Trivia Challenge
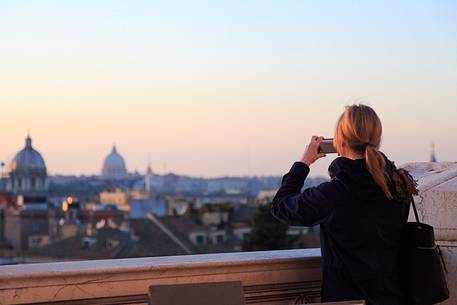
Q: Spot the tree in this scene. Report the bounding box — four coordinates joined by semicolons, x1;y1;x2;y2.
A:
242;204;296;251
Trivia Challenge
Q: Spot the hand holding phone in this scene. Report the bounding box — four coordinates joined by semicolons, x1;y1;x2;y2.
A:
301;136;327;166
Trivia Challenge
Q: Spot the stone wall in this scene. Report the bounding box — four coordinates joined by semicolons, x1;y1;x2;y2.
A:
0;249;322;305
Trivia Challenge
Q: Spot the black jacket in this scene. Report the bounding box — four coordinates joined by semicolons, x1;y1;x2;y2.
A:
271;157;411;305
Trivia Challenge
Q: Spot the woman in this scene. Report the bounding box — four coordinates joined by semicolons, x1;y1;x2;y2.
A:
271;104;414;305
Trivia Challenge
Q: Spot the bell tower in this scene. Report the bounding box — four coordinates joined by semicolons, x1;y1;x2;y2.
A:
430;142;437;163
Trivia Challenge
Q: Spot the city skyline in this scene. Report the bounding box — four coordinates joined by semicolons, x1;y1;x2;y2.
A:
1;1;456;177
0;133;446;178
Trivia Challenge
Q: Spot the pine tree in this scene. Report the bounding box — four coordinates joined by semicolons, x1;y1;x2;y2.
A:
242;204;296;251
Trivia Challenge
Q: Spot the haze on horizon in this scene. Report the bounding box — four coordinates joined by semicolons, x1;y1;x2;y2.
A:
1;1;456;178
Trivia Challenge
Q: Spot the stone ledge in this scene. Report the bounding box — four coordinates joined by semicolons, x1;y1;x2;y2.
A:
0;249;322;305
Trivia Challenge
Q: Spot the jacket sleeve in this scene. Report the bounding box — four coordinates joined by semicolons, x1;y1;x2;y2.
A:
271;161;339;226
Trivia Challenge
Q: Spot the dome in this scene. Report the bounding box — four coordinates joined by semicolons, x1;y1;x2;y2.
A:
10;136;47;176
101;145;128;179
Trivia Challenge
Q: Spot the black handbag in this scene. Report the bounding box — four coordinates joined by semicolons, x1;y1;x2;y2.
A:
403;196;449;305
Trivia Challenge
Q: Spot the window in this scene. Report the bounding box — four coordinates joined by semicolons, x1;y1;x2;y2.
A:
216;234;224;244
196;235;206;245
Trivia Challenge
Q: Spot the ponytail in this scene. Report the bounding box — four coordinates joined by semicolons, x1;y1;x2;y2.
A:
365;145;393;200
334;104;393;200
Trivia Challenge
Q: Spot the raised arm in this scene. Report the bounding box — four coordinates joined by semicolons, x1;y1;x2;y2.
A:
270;136;339;226
271;161;338;226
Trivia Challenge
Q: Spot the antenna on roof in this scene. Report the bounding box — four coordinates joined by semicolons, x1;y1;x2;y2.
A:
146;153;153;175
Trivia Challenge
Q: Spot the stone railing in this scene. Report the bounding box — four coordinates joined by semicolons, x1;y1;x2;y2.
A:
0;249;322;305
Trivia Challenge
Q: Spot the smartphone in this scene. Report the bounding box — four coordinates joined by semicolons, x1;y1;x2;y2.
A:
318;138;337;154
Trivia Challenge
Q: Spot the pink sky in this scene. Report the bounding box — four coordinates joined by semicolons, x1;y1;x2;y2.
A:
1;2;456;177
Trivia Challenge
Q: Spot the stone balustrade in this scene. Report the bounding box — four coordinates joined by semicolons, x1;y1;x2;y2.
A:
0;249;322;305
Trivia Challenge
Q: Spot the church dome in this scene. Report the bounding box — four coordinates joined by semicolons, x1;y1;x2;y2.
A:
101;145;128;179
10;136;47;176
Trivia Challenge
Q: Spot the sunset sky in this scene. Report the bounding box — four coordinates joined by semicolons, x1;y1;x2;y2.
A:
1;1;456;177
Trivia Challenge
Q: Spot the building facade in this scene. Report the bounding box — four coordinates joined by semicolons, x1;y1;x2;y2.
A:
101;146;128;180
6;136;47;197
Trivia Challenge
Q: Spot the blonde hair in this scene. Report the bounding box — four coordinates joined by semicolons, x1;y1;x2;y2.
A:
334;104;393;200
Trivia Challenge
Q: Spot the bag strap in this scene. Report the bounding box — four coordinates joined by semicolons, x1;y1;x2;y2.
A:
411;197;420;223
437;245;449;274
